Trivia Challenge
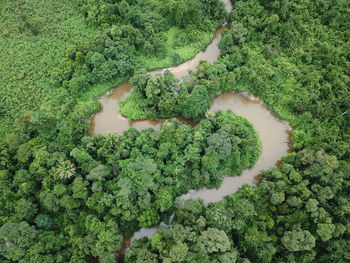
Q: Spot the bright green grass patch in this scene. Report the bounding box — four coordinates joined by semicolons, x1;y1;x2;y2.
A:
73;25;215;121
0;0;219;139
0;0;98;137
119;28;215;120
65;27;217;124
119;91;157;121
135;27;214;70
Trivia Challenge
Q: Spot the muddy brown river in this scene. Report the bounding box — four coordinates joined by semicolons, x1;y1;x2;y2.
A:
88;0;291;243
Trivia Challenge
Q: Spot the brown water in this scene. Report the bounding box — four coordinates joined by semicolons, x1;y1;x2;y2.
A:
88;25;227;136
88;82;196;135
181;92;291;203
88;0;291;243
90;86;290;205
132;93;290;239
89;82;163;135
117;236;131;261
149;26;226;79
89;0;232;136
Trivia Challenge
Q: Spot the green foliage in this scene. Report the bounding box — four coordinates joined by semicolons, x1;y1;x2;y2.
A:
128;149;350;262
138;209;160;228
34;214;52;230
222;0;350;158
168;241;189;262
281;230;316;252
53;0;225;98
52;159;76;180
316;223;335;242
161;0;204;29
0;222;37;261
0;0;225;144
181;84;211;120
0;0;98;138
1;0;350;262
0;111;259;261
121;0;350;161
117;5;350;261
197;228;231;253
206;202;232;232
212;249;239;263
156;189;174;212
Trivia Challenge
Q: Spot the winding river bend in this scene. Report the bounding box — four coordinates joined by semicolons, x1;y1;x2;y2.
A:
88;0;291;245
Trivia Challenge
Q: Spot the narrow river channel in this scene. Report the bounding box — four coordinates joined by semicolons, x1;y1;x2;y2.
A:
88;0;291;255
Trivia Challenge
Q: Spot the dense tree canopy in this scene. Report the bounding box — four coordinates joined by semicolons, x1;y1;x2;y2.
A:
0;111;260;261
121;0;350;160
0;0;226;140
127;149;350;262
120;0;350;262
1;0;349;262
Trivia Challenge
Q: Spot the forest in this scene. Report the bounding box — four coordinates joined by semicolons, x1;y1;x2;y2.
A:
0;0;349;262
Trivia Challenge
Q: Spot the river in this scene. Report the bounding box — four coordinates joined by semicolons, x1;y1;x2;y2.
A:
88;0;291;254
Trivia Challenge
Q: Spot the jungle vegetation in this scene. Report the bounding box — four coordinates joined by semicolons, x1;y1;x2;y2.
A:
0;0;225;138
0;0;98;138
0;111;261;262
0;0;349;262
121;0;350;159
128;149;350;263
122;0;350;262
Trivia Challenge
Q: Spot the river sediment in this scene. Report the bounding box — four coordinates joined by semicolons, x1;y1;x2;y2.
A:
88;0;291;256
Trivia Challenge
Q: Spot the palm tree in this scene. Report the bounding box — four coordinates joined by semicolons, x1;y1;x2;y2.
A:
53;160;76;180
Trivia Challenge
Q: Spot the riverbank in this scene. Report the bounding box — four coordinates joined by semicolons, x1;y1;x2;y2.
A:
88;0;291;257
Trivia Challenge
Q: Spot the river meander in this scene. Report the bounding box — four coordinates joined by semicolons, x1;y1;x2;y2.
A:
88;0;291;247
